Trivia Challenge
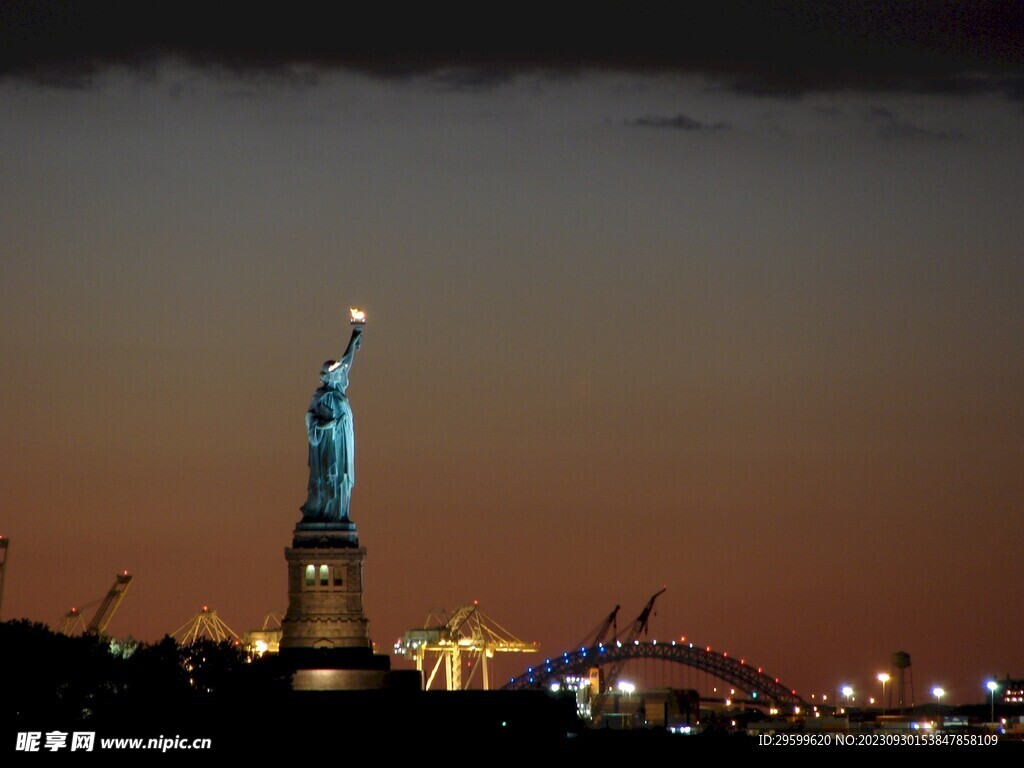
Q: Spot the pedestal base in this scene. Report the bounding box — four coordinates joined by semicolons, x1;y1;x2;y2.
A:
291;668;391;691
279;646;401;691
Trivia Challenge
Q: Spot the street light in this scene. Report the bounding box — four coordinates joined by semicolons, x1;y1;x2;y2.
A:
877;673;890;715
987;681;998;723
842;685;854;712
932;687;945;725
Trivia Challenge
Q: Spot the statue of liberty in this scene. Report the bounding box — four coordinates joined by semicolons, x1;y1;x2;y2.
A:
300;319;363;523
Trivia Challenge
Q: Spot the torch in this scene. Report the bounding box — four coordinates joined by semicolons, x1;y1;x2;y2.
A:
349;307;366;349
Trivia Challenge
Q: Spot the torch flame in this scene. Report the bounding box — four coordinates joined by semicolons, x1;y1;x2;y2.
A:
349;307;366;324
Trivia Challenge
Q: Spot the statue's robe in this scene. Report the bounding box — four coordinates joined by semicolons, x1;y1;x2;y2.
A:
300;382;355;521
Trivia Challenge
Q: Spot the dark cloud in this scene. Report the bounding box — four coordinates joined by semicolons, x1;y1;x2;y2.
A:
430;68;515;92
2;0;1022;99
866;106;966;141
629;113;730;131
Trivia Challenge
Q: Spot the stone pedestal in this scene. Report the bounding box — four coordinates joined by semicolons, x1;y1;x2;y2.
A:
281;545;370;650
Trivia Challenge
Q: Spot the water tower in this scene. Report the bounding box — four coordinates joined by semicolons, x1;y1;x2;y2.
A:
890;651;914;713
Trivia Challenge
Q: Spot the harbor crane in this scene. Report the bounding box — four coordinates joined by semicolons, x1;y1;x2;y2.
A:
590;587;666;719
243;611;283;656
395;602;539;691
58;607;87;636
58;571;134;637
576;603;620;650
88;571;134;635
172;606;240;645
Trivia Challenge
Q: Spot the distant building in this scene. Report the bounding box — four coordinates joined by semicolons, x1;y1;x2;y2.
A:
998;678;1024;705
588;686;699;730
642;688;700;729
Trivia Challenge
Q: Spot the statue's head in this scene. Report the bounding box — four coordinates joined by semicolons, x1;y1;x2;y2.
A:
321;360;348;388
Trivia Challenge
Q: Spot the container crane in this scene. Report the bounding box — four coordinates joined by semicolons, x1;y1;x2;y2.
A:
395;602;539;690
576;604;620;650
243;611;283;656
590;587;666;721
172;606;240;645
59;571;134;637
86;571;134;636
58;607;87;636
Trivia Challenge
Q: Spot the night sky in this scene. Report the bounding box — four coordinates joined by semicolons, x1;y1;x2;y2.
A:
2;2;1022;704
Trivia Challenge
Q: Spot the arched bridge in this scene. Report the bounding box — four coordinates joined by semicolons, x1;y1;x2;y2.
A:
501;640;808;710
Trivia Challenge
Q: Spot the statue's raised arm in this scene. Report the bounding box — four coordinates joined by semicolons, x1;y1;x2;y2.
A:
339;325;362;370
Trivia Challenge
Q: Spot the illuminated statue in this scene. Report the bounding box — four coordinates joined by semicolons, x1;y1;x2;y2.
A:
300;321;363;523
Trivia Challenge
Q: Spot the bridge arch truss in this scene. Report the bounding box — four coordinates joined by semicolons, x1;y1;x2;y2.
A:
502;640;808;710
